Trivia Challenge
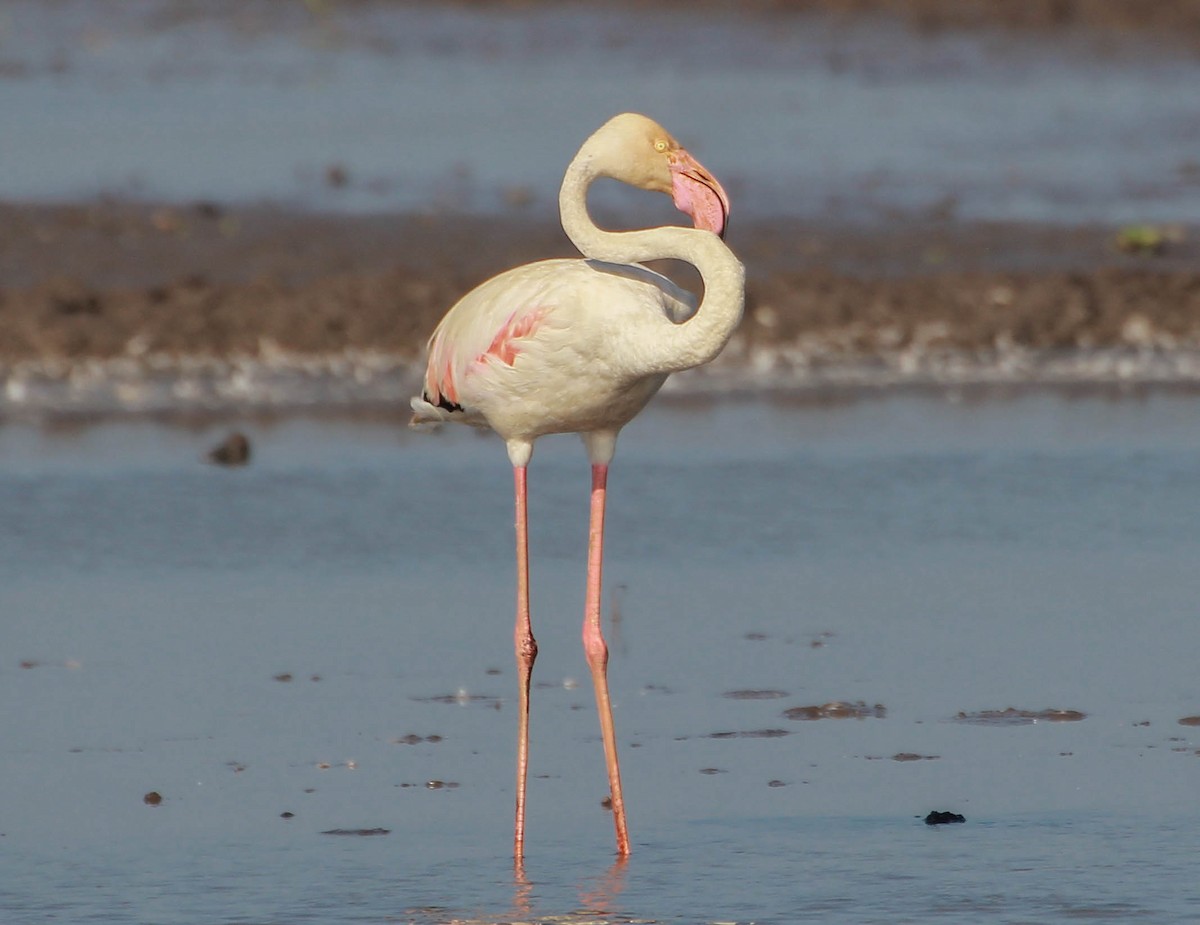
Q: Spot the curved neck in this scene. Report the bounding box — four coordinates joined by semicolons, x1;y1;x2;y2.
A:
558;155;745;374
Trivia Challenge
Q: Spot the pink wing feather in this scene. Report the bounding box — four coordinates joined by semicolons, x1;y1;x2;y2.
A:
418;273;555;415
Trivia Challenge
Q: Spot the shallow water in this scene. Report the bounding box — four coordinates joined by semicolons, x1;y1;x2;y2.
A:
4;1;1200;223
3;391;1200;923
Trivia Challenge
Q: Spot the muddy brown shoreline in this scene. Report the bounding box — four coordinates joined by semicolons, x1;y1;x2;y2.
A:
256;0;1200;47
2;200;1197;384
647;0;1200;41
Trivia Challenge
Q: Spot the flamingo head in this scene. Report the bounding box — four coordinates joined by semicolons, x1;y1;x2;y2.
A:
585;112;731;239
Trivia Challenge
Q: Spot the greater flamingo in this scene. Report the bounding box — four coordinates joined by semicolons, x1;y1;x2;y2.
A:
410;113;744;858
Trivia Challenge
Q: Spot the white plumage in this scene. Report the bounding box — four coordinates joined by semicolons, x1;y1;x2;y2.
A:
410;257;697;440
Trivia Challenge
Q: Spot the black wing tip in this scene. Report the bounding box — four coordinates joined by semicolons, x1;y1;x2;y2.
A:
425;391;465;414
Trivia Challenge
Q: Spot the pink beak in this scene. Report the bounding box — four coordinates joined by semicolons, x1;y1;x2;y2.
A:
669;149;731;239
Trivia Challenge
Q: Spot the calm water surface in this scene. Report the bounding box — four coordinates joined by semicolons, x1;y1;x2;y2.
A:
3;392;1200;923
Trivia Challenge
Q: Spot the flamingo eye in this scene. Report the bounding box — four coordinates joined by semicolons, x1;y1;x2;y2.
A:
654;139;669;153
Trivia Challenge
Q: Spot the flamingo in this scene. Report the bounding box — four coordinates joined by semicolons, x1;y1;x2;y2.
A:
410;112;745;859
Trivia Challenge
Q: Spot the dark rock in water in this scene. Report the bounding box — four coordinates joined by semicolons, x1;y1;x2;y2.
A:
925;810;966;825
143;791;163;806
208;432;251;466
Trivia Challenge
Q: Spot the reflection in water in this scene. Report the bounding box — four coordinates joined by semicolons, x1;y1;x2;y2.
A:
511;859;533;920
509;856;628;924
578;857;630;917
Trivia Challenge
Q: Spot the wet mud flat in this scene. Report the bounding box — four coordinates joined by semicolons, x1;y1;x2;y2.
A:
2;200;1199;414
18;0;1200;48
619;0;1200;40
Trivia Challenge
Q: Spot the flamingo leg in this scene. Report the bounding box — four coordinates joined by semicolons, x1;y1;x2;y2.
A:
582;463;631;857
513;464;537;861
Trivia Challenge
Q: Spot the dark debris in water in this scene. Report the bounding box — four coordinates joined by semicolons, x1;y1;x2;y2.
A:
708;728;791;739
723;689;789;700
925;811;966;825
393;733;443;745
868;752;940;761
142;791;163;806
1178;715;1200;726
784;701;887;721
207;431;251;466
321;827;390;836
953;707;1086;726
413;692;502;708
740;631;833;648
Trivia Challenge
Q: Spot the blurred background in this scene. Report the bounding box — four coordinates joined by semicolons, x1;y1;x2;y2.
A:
1;0;1199;411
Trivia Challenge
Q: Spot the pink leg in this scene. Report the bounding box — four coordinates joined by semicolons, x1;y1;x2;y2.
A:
513;465;537;861
583;463;631;857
